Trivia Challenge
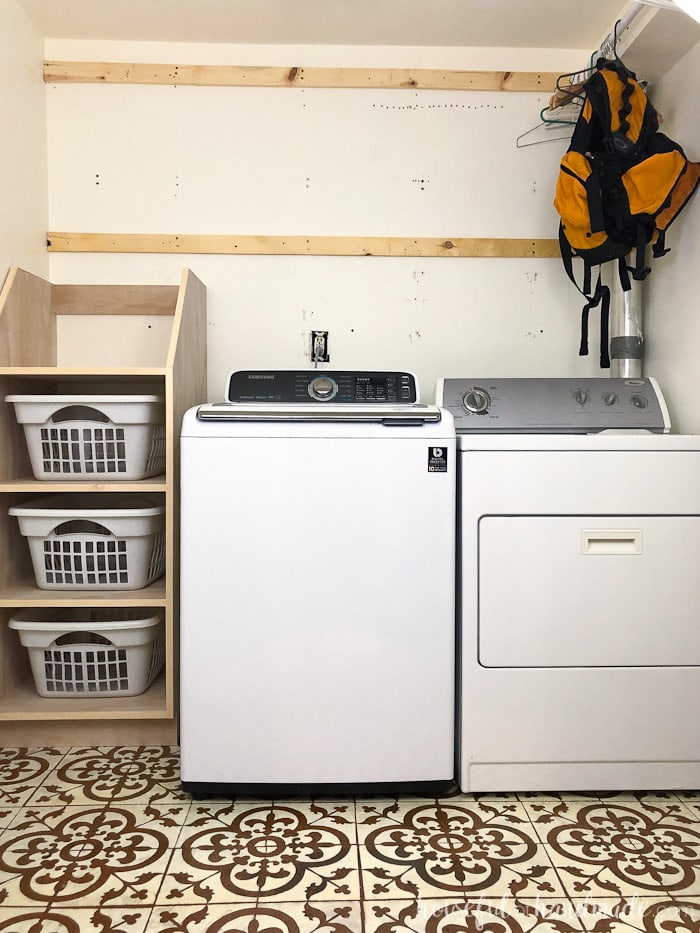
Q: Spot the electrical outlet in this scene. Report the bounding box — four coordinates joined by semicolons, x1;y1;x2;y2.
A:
310;330;330;363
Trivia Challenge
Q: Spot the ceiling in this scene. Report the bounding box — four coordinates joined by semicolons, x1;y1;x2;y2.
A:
18;0;630;49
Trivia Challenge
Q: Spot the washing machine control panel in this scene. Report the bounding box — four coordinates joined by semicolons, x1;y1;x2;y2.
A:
227;370;418;404
437;377;670;433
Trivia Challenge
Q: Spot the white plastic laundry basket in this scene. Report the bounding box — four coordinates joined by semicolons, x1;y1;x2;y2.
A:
9;494;165;590
9;608;165;697
5;394;165;480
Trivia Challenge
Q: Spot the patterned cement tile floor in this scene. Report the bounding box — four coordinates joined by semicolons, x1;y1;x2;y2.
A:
0;747;699;933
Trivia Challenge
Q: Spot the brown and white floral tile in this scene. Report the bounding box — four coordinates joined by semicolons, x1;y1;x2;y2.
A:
0;905;154;933
591;791;689;804
160;800;361;906
359;843;564;900
516;790;600;806
0;807;16;835
574;896;700;933
522;795;699;842
145;900;364;933
355;796;532;845
27;745;188;807
0;803;186;908
362;896;588;933
0;746;67;807
357;798;564;899
524;799;700;897
516;790;688;809
676;792;700;823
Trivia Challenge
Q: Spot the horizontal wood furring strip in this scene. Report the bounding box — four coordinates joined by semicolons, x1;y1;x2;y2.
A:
46;232;560;258
44;62;559;92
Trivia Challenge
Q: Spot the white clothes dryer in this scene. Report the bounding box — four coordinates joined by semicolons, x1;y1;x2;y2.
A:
437;376;700;792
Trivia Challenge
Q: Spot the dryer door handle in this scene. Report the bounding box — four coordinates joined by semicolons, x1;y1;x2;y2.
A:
581;529;642;555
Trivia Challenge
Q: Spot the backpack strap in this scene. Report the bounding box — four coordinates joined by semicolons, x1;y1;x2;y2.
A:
559;222;592;297
559;224;611;368
652;230;670;259
631;226;652;280
618;254;631;291
579;273;611;369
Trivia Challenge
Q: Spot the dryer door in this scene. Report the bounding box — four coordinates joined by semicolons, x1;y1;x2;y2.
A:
478;515;700;667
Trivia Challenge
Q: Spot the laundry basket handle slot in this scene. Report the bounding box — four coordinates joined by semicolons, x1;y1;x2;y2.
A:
53;520;112;536
50;405;111;423
53;632;114;647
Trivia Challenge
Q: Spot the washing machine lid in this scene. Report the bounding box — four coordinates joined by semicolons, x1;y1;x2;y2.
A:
436;376;670;434
197;402;442;424
197;369;442;423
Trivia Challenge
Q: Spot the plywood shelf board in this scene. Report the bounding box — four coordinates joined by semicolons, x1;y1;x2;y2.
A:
0;672;169;720
52;283;180;316
165;271;207;717
0;269;55;367
0;580;168;608
44;61;560;92
0;479;167;493
0;579;166;607
0;366;170;376
0;717;178;745
47;233;560;258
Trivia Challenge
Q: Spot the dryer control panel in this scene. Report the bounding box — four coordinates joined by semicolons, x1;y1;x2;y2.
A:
437;376;670;433
227;370;418;404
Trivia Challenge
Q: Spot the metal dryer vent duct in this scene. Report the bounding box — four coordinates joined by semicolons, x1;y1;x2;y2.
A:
610;276;644;378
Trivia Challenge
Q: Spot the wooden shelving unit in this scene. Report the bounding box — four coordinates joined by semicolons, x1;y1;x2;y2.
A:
0;267;206;746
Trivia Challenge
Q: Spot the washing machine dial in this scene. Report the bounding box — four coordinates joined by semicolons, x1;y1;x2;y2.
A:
308;375;338;401
462;387;491;414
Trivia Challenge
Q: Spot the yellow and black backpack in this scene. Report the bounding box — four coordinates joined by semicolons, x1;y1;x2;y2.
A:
554;57;700;367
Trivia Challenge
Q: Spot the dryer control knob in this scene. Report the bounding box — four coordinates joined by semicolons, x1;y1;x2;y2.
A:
462;387;491;414
309;375;338;400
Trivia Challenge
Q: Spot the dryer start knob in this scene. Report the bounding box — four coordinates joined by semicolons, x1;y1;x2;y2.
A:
462;387;491;414
309;375;338;400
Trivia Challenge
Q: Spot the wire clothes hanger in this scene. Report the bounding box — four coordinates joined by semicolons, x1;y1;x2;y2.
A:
515;50;599;148
515;89;584;148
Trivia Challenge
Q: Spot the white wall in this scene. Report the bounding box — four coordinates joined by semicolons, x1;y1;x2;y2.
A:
45;40;600;401
0;0;48;278
644;40;700;434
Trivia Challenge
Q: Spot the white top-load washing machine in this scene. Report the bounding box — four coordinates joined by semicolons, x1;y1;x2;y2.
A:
180;370;456;796
437;376;700;792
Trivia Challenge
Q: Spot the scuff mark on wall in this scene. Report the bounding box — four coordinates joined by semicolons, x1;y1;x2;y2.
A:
524;269;544;338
